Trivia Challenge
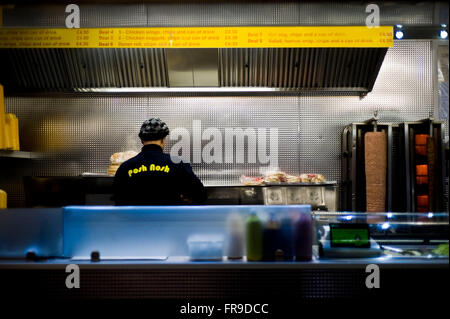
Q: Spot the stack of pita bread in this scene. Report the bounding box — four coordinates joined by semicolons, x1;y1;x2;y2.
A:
107;151;138;176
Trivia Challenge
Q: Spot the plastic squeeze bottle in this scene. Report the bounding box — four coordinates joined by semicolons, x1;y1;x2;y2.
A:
246;213;263;261
226;213;245;260
279;215;294;261
293;211;313;261
0;84;6;150
263;213;280;261
0;189;7;209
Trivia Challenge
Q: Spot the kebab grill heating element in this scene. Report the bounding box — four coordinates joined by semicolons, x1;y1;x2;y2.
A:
342;117;446;213
399;119;446;213
341;118;393;212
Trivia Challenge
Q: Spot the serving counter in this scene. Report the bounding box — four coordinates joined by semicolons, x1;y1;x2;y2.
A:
24;176;339;209
1;257;447;302
0;205;447;306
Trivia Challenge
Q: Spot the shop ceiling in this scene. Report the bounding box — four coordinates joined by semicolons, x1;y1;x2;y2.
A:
0;47;388;95
0;1;447;95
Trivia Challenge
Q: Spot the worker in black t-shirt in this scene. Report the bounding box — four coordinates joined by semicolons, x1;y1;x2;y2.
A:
113;118;206;205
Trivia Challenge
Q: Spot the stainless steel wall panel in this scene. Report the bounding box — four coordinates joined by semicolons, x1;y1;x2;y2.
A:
5;96;147;177
80;4;147;28
166;49;219;87
146;96;300;186
166;49;195;87
294;2;435;26
5;95;300;188
2;2;437;29
147;2;300;27
146;2;435;27
2;5;66;28
2;41;443;209
2;4;147;28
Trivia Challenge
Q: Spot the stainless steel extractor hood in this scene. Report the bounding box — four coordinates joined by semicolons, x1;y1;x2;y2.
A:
166;48;219;87
0;47;388;94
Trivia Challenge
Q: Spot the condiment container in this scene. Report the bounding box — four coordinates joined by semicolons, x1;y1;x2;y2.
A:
0;84;6;150
0;189;6;209
226;213;245;260
293;209;313;261
279;215;294;260
262;213;280;261
187;235;224;261
246;213;263;261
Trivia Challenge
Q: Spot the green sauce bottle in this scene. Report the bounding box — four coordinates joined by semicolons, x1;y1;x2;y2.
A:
246;213;263;261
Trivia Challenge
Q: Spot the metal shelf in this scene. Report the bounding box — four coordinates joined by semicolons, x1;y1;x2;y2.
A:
0;150;39;159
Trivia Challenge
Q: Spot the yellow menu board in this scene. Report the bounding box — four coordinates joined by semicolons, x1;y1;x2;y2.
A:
0;26;393;49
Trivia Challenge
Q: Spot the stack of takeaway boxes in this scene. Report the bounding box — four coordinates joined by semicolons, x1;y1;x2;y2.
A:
0;84;21;208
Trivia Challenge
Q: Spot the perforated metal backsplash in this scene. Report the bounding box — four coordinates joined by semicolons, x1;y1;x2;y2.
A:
146;2;437;27
298;40;437;182
2;4;147;28
2;2;437;28
2;41;443;207
5;95;300;183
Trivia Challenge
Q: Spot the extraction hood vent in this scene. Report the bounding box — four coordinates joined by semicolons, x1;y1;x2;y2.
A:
0;47;388;94
166;48;219;87
220;48;387;91
1;48;168;90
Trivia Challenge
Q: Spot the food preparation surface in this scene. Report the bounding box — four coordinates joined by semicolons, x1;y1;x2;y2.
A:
0;256;447;269
2;257;447;302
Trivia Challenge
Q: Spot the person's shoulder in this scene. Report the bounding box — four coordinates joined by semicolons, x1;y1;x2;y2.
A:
121;157;135;167
118;153;141;169
165;153;191;166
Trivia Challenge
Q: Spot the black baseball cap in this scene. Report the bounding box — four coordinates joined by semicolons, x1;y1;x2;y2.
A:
138;118;170;141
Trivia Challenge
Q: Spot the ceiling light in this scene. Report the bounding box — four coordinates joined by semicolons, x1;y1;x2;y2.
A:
395;31;404;39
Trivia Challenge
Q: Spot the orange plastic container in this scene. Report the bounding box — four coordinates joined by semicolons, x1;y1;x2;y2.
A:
415;134;429;156
415;134;429;145
417;195;428;207
416;176;428;185
415;145;427;156
415;164;428;176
